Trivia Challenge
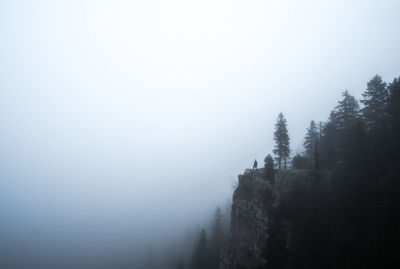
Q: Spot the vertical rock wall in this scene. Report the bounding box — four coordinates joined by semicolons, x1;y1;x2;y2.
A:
221;169;309;269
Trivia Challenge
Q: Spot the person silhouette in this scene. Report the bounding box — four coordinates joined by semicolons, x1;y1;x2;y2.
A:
253;159;258;170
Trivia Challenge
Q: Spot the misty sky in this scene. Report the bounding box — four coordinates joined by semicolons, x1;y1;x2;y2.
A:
1;0;400;267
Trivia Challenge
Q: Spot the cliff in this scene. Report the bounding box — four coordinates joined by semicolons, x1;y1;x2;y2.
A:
220;168;310;269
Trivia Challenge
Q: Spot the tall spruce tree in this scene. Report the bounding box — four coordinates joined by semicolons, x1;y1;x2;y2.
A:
333;91;360;132
304;120;319;161
209;207;224;269
332;91;360;160
361;75;389;130
388;77;400;159
191;229;209;269
360;75;390;175
273;113;290;169
320;113;338;169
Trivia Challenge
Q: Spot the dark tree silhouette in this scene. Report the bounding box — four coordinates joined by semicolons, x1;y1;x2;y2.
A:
304;120;319;162
209;207;225;269
264;154;275;183
191;229;209;269
361;75;389;130
388;77;400;159
320;117;338;169
333;90;360;132
260;74;400;269
273;113;290;169
291;154;308;169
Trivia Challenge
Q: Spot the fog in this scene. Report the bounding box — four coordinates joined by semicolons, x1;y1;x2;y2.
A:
1;0;399;268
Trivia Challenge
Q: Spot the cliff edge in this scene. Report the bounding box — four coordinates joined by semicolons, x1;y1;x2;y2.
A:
220;168;310;269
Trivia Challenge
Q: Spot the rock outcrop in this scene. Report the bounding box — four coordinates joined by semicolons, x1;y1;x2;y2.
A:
220;168;309;269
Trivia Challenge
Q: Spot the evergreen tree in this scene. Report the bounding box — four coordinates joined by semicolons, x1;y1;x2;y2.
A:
384;76;400;269
191;229;209;269
332;91;360;161
388;77;400;160
264;154;275;183
273;113;290;169
209;207;225;269
264;75;400;269
361;75;389;130
333;91;360;132
303;120;319;163
320;115;338;169
292;154;308;169
360;75;390;177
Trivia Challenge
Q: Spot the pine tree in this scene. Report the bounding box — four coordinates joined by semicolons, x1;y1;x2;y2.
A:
291;154;308;169
273;113;290;169
360;75;390;176
388;77;400;159
333;91;360;132
264;154;275;183
320;114;339;169
332;91;360;161
191;229;209;269
361;75;389;130
303;120;319;161
209;207;224;269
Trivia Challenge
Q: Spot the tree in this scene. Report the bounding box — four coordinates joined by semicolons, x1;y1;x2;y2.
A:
388;77;400;159
320;115;338;169
264;154;275;183
333;91;360;133
332;91;360;161
191;229;209;269
291;154;308;169
361;75;388;130
273;113;290;169
359;75;390;177
209;207;225;269
303;120;319;161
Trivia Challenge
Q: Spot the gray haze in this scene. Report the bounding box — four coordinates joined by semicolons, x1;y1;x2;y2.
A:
1;0;400;267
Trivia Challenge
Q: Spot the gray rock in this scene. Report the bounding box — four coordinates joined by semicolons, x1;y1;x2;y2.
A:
220;169;309;269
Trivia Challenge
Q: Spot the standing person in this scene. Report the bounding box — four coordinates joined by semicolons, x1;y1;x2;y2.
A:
253;159;258;170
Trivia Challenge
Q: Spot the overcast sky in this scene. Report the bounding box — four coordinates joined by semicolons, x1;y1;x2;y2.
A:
1;0;400;267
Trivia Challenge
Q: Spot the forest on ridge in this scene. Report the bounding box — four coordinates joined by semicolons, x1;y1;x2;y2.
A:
182;74;400;269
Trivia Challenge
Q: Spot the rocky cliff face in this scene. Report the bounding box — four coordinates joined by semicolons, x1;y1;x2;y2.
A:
220;168;309;269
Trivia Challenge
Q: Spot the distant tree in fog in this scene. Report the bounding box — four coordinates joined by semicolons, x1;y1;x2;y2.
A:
388;77;400;155
191;229;209;269
333;90;360;133
264;154;275;183
361;75;388;130
209;207;225;269
273;113;290;169
291;154;308;169
304;120;319;162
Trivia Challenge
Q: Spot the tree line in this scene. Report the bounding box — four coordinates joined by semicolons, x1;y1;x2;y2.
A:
172;73;400;269
261;74;400;269
172;207;229;269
